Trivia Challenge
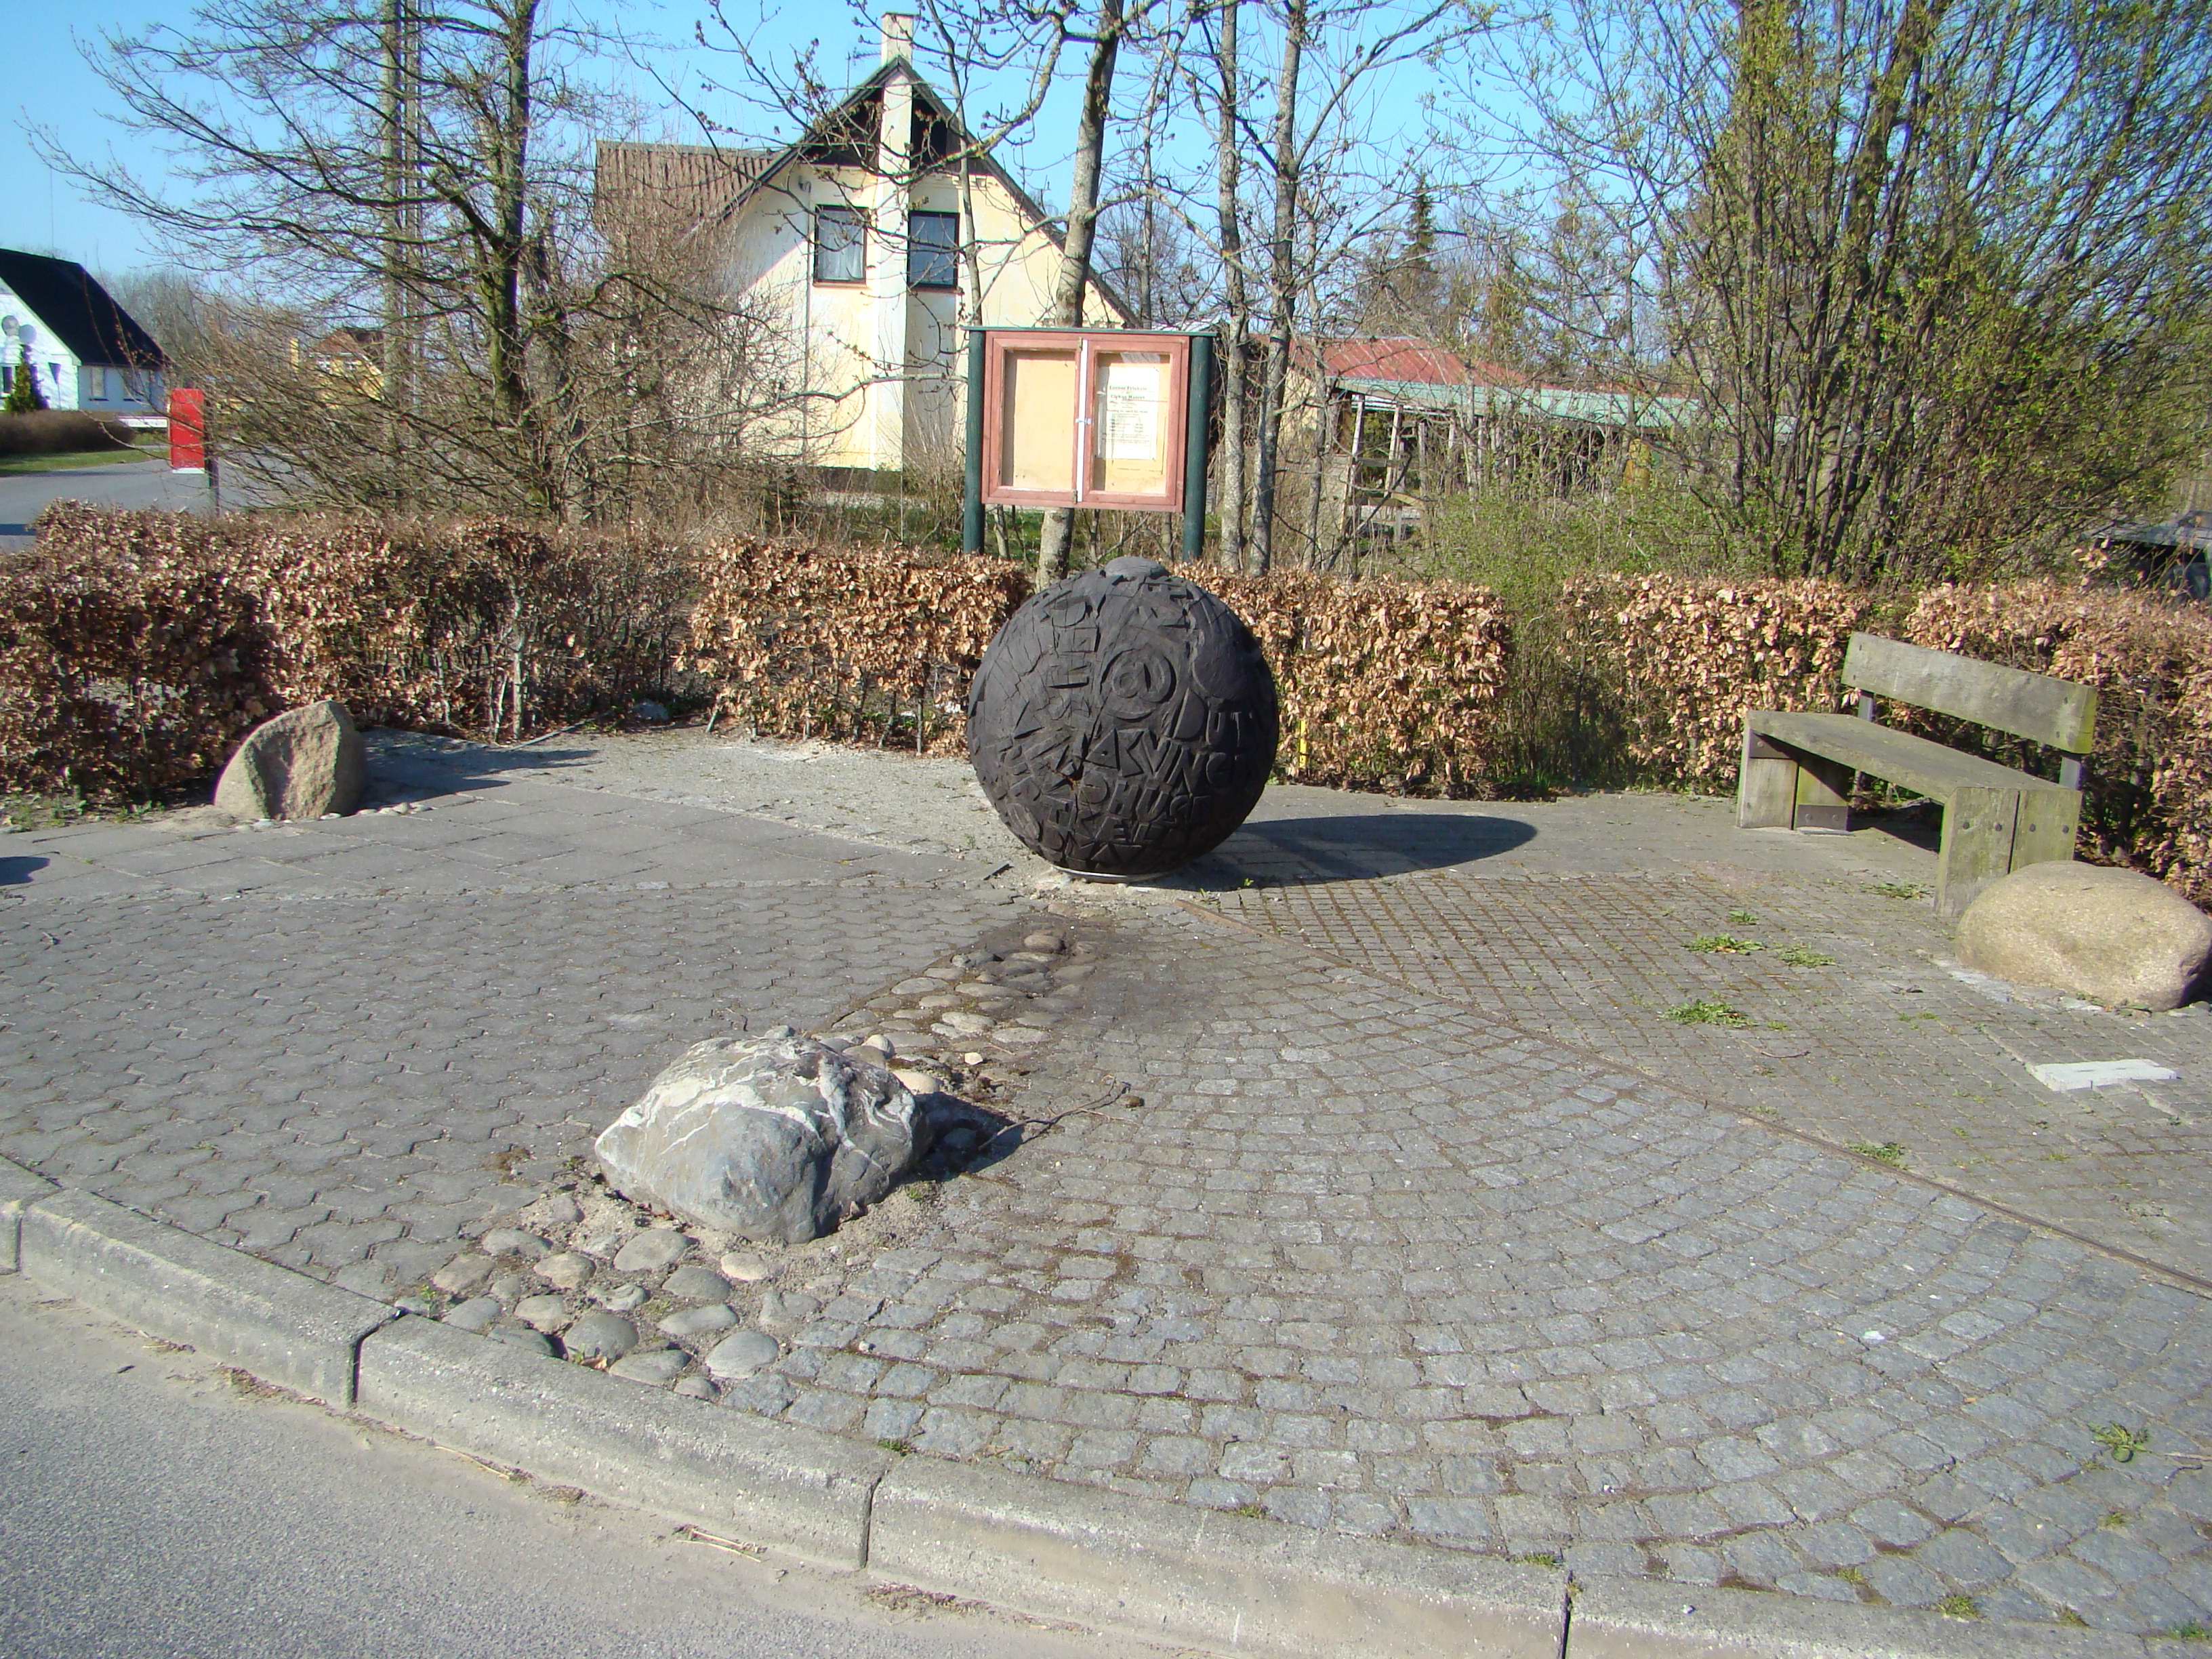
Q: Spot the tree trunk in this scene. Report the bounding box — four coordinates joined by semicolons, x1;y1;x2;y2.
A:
1036;0;1126;582
1212;0;1249;572
1249;0;1304;575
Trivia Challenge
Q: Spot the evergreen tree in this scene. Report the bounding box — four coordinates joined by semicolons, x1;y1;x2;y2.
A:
5;345;47;413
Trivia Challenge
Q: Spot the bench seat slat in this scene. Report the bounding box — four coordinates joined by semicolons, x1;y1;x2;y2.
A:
1746;711;2073;801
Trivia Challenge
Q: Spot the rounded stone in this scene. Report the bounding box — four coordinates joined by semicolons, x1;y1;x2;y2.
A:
719;1251;772;1284
967;558;1279;878
673;1374;720;1401
488;1326;556;1356
590;1281;648;1313
702;1329;781;1381
613;1229;691;1273
431;1254;494;1296
1960;861;2212;1010
663;1265;733;1302
534;1252;595;1291
515;1294;569;1332
609;1347;690;1386
441;1296;501;1333
562;1312;640;1362
658;1303;739;1340
479;1228;551;1261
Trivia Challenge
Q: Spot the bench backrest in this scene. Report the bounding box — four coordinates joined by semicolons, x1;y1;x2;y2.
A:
1843;632;2097;756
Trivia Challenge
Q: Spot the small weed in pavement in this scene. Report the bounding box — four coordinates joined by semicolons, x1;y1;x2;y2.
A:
2101;1510;2129;1529
2091;1422;2152;1463
1778;945;1837;967
1869;880;1929;900
1837;1567;1866;1585
1687;934;1763;954
1849;1141;1907;1166
1668;999;1750;1027
1726;908;1760;926
1515;1552;1562;1568
2169;1621;2210;1640
1936;1595;1980;1620
876;1438;913;1456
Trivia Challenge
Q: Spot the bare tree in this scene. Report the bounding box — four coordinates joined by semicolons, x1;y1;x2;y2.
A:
1494;0;2212;578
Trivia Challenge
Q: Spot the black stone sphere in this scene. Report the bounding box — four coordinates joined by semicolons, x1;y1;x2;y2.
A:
967;556;1279;879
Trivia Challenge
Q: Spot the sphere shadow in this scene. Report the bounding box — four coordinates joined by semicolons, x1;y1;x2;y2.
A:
1170;811;1538;888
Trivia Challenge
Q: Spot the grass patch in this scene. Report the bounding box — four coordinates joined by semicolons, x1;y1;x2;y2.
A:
876;1437;913;1456
1725;908;1760;926
1837;1565;1866;1585
1687;934;1764;954
1849;1141;1908;1166
1936;1594;1981;1620
2100;1510;2129;1530
0;442;163;475
2091;1422;2151;1463
2169;1621;2210;1640
1667;999;1751;1027
1868;880;1930;900
1778;945;1837;968
1515;1551;1563;1568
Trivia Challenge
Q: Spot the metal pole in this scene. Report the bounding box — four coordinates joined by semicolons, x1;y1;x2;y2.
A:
962;327;986;554
1181;331;1212;562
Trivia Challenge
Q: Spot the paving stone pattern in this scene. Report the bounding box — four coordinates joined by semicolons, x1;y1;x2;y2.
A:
757;910;2212;1635
4;737;2209;1638
0;752;1013;1302
1216;869;2212;1283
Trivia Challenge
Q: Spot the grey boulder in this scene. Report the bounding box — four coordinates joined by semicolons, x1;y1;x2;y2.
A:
215;699;366;821
1959;861;2212;1010
595;1032;927;1244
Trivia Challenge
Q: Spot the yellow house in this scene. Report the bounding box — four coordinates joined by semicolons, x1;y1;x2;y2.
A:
596;12;1130;480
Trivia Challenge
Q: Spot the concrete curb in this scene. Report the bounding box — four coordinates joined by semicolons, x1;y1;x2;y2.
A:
869;1453;1567;1658
1565;1572;2158;1658
354;1316;889;1571
0;1153;56;1274
17;1187;395;1407
4;1170;2192;1657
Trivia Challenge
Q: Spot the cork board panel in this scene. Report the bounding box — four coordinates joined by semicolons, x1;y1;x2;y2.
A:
999;349;1079;494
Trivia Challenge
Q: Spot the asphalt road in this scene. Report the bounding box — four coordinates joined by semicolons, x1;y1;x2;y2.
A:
0;1279;1166;1659
0;457;224;546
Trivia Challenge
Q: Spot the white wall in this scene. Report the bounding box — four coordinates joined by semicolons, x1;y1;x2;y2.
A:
717;85;1128;476
0;283;165;415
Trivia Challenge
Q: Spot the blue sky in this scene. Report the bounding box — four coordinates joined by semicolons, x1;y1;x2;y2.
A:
4;1;1462;283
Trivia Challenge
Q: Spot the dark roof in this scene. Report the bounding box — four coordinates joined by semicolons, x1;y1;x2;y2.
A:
594;141;778;237
0;249;165;368
599;60;1133;325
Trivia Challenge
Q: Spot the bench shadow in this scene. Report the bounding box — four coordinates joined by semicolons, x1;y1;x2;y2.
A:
0;855;48;884
1174;811;1538;889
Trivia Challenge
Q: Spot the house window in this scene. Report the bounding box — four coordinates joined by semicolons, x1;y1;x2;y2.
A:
909;211;959;291
813;205;866;285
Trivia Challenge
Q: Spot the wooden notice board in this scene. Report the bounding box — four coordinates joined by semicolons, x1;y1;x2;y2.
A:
981;330;1191;512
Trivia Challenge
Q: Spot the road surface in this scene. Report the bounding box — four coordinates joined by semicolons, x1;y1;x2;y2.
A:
0;1279;1168;1659
0;457;225;548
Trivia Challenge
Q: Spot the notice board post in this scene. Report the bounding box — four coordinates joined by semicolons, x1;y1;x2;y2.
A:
961;329;1210;556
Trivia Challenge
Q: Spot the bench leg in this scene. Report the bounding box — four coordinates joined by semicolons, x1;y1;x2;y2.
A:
1936;787;2020;921
1738;727;1797;829
2011;790;2082;870
1792;755;1853;833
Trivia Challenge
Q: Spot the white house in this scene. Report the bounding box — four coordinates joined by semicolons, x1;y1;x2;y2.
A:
0;249;167;417
596;12;1129;480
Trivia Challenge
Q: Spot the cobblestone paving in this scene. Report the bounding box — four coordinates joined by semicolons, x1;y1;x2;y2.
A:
0;747;1017;1300
5;738;2209;1638
762;909;2212;1635
1204;866;2212;1283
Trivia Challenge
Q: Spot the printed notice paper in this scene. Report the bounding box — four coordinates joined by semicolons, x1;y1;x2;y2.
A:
1101;359;1164;462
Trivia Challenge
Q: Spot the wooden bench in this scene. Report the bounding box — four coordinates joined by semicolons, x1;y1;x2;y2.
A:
1738;633;2097;919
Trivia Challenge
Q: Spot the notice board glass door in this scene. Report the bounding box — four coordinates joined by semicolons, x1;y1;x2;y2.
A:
982;331;1189;513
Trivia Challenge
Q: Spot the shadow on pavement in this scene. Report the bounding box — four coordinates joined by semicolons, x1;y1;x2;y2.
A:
0;855;49;884
1179;811;1537;888
363;737;598;804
